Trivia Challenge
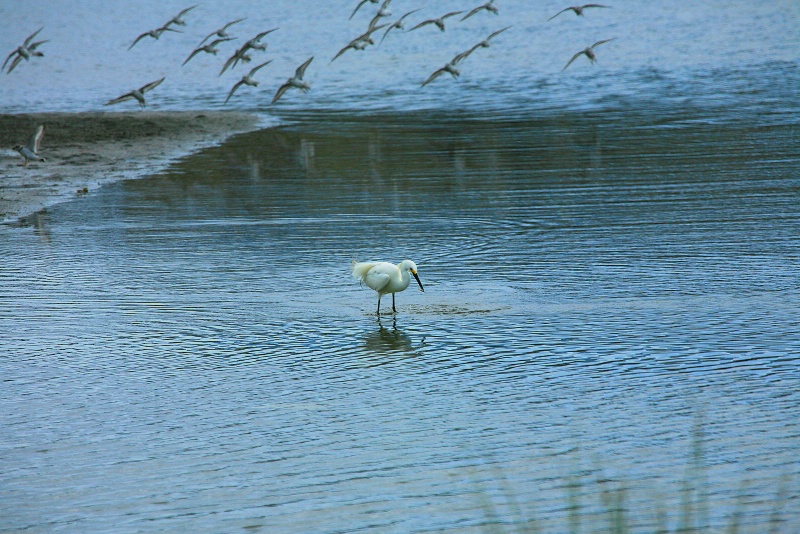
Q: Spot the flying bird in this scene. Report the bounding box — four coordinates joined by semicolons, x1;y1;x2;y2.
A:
219;45;253;75
225;60;272;104
129;24;182;50
421;52;467;87
562;38;615;70
379;9;420;45
548;4;610;21
164;5;198;27
331;23;388;63
352;260;424;315
409;11;464;32
12;124;46;167
3;27;47;74
183;37;235;66
272;56;313;104
104;77;166;107
461;0;499;21
350;0;380;20
453;26;510;62
198;18;246;47
241;28;279;52
367;0;393;27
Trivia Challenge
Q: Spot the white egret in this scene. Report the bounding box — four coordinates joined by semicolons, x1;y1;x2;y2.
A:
352;260;424;315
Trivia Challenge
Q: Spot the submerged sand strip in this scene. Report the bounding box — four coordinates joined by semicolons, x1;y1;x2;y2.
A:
0;111;261;223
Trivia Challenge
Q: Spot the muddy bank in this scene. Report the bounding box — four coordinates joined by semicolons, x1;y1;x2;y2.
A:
0;111;260;222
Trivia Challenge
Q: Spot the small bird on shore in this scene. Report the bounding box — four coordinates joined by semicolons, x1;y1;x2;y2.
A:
198;18;245;46
548;4;610;21
183;37;236;66
225;60;272;104
3;27;47;74
379;8;420;45
353;259;424;315
562;38;615;70
129;24;182;50
13;124;46;167
272;56;314;104
409;11;464;32
104;77;166;107
461;0;499;21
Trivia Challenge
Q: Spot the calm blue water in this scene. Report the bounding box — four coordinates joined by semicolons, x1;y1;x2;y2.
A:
2;1;800;532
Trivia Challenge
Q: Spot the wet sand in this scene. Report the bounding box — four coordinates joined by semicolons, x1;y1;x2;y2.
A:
0;111;260;223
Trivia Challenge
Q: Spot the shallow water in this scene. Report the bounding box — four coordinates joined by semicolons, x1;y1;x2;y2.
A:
3;0;800;532
3;107;800;531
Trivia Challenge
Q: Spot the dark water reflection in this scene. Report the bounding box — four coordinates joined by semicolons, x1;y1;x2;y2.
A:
2;107;800;531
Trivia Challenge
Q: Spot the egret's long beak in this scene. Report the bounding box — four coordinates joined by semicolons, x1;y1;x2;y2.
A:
411;269;424;292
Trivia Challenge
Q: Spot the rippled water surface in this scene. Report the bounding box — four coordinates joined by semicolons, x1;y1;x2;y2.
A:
3;0;800;532
3;108;800;532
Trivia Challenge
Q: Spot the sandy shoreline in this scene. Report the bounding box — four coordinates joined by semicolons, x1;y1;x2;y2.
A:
0;111;261;223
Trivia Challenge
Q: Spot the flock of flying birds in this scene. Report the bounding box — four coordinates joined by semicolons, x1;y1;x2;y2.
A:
6;2;615;167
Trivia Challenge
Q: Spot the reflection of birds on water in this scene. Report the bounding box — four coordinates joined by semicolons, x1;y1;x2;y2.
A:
13;124;46;167
104;77;166;107
352;259;424;315
562;38;615;70
548;4;610;21
363;317;421;354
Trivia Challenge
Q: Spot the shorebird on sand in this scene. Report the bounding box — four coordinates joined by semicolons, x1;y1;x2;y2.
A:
13;124;46;167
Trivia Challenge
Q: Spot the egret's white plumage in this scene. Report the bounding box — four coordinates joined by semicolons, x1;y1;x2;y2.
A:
353;259;424;315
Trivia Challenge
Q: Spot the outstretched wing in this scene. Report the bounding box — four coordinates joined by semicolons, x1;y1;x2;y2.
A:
248;59;272;77
225;80;244;104
139;77;165;94
562;50;586;71
547;7;571;21
104;92;135;106
295;56;314;78
271;82;291;104
27;124;45;153
421;67;446;87
461;5;484;21
591;38;615;49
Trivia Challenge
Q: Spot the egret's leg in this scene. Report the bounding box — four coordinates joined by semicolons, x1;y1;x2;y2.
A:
377;294;382;316
392;293;397;313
